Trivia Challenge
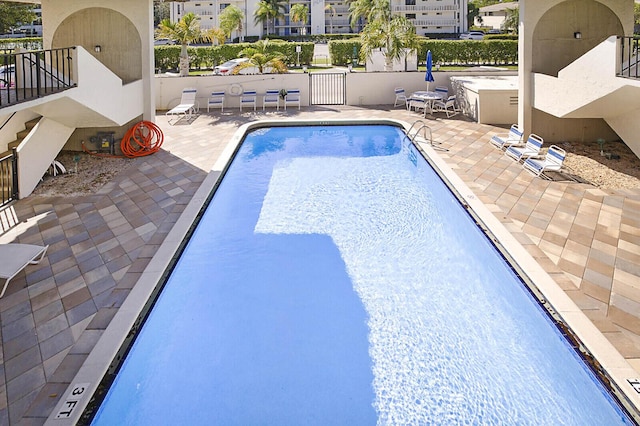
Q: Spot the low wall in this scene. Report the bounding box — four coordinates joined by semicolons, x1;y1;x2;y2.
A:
155;69;518;112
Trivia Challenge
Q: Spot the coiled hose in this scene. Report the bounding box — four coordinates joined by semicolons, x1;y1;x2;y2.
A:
82;121;163;158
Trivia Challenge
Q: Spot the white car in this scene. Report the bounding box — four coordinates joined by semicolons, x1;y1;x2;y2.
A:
213;58;250;75
459;31;485;40
154;38;174;46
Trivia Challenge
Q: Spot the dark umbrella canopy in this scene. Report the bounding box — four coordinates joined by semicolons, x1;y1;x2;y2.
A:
425;50;434;90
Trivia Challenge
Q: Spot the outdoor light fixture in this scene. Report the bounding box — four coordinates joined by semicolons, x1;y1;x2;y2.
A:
94;45;102;53
574;32;582;39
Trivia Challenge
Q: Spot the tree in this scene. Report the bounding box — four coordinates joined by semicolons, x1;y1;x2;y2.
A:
289;4;309;36
502;7;519;34
359;0;419;72
219;5;244;42
348;0;376;31
205;27;227;46
635;3;640;33
236;39;288;74
0;2;37;34
253;0;287;36
325;4;336;34
156;12;208;76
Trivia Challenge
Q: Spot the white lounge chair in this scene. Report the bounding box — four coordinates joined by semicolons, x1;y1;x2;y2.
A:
207;90;225;113
394;87;409;109
166;87;199;124
262;89;280;110
0;243;49;297
284;89;301;110
432;95;459;118
523;145;567;177
490;124;523;150
505;133;544;162
240;89;257;111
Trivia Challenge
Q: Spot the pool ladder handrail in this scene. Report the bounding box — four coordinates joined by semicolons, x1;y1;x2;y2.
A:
406;120;448;152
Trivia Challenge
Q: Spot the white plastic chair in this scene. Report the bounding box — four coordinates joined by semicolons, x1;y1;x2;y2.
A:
490;124;523;150
523;145;567;177
239;89;257;111
434;86;449;99
394;87;409;109
166;87;199;124
262;89;280;110
207;91;225;113
284;89;301;110
432;95;459;118
505;133;544;162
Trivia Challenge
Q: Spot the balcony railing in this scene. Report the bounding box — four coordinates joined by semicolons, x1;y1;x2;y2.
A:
0;47;76;108
0;148;17;207
618;36;639;80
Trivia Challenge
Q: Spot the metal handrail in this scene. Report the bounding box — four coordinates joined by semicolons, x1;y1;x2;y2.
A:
0;47;76;108
618;36;639;80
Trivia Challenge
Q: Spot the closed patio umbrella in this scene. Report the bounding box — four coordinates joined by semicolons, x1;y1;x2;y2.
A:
425;50;434;91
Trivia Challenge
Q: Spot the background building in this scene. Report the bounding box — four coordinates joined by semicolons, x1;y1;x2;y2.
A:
169;0;468;39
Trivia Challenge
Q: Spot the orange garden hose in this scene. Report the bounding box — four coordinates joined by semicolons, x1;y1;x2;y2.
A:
81;121;163;158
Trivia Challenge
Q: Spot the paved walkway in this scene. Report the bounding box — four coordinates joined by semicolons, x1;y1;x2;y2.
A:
1;105;639;424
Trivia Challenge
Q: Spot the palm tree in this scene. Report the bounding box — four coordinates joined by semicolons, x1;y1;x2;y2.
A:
325;4;336;34
236;39;288;74
253;0;286;36
219;5;244;42
205;27;227;46
156;12;207;76
359;5;419;72
502;7;519;34
289;4;309;36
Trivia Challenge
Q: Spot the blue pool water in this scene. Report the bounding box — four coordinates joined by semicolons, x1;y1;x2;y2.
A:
91;125;633;424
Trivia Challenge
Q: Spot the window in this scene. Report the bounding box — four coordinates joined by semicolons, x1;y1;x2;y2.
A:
407;14;416;19
405;0;415;5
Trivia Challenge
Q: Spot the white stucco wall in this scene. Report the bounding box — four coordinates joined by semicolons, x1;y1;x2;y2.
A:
40;0;155;121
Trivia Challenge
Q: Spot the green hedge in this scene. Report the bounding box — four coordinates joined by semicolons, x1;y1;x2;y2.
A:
328;39;518;67
154;41;315;71
0;37;43;51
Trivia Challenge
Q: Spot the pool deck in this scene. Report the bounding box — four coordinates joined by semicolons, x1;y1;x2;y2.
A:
1;105;640;424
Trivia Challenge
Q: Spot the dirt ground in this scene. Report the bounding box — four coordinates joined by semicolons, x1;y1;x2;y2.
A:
32;139;640;196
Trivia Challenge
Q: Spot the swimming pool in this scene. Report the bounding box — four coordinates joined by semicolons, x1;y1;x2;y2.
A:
79;123;635;424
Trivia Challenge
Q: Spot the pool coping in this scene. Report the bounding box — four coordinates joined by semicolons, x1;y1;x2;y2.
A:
45;118;640;424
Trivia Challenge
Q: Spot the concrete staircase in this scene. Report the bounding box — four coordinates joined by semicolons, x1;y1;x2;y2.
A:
1;117;41;158
532;36;640;158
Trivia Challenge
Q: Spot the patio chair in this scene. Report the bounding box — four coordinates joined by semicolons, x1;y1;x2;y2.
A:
262;89;280;110
284;89;301;110
434;86;449;99
0;243;49;298
394;87;409;109
490;124;523;150
432;95;459;118
166;87;199;124
505;133;544;162
240;89;257;111
523;145;567;177
207;90;225;113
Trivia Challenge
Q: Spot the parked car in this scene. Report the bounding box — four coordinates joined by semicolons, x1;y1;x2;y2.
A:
213;58;250;75
154;38;174;46
459;31;485;40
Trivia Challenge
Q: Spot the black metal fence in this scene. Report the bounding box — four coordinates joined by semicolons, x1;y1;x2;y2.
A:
309;72;346;105
0;148;17;207
0;47;76;108
618;36;639;80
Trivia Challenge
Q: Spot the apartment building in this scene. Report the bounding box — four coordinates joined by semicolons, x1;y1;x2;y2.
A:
169;0;467;39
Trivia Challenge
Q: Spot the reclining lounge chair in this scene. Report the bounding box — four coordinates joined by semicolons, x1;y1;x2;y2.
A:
490;124;523;150
505;133;544;163
166;88;199;124
0;243;49;297
523;145;567;178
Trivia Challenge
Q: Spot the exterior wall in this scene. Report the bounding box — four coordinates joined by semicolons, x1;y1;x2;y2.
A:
154;69;517;110
170;0;467;37
518;0;633;143
41;0;155;121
